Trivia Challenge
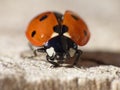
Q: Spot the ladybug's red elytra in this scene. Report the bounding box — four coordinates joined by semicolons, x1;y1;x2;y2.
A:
26;11;90;67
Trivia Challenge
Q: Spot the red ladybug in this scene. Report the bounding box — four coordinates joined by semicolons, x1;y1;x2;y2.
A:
26;11;90;67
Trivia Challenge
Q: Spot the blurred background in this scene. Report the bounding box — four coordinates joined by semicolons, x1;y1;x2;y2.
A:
0;0;120;52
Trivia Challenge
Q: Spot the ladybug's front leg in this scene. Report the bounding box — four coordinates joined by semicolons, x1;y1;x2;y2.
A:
73;49;83;65
28;43;45;57
46;47;60;67
46;55;59;67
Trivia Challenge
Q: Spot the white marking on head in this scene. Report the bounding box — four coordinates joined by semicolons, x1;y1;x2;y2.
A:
63;32;71;38
69;48;76;57
51;32;59;38
46;47;56;57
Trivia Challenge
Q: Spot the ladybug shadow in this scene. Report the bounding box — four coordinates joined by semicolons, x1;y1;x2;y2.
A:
71;51;120;68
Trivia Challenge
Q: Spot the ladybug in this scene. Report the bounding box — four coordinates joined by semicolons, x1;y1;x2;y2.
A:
26;11;90;67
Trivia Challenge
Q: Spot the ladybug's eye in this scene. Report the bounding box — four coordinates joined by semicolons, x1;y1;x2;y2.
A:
39;15;48;21
71;15;79;20
31;30;36;37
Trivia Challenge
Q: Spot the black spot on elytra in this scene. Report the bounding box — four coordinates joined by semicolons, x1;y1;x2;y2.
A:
53;25;61;34
71;15;79;20
62;25;68;33
31;30;36;37
39;15;48;21
84;30;87;36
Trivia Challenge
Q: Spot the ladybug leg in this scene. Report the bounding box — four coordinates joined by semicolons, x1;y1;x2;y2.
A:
46;55;59;67
64;51;71;61
28;43;45;57
33;48;46;56
36;48;46;53
73;49;83;65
